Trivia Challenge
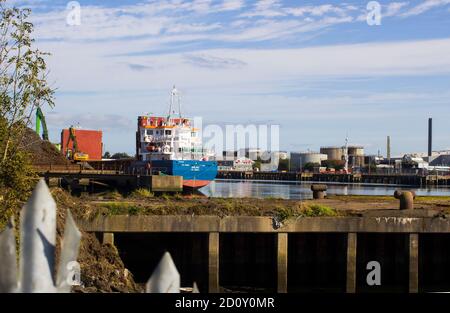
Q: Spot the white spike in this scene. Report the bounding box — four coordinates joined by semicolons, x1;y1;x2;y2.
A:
20;179;57;293
192;282;200;293
56;210;82;293
0;218;18;292
146;252;180;293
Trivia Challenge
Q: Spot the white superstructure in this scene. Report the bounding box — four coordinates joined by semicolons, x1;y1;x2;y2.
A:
136;87;209;161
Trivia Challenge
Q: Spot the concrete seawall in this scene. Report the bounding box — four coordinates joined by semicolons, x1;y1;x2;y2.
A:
77;215;450;293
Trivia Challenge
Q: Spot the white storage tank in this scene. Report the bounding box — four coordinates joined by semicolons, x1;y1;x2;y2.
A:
290;152;328;171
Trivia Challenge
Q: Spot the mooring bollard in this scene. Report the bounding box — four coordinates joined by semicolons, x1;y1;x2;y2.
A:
394;190;416;210
311;184;327;199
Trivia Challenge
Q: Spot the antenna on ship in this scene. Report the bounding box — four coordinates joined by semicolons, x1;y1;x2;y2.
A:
168;85;182;121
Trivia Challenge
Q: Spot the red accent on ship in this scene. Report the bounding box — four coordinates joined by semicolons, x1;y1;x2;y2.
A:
182;179;212;189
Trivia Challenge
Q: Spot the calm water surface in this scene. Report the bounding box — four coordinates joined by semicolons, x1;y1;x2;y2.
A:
199;179;450;200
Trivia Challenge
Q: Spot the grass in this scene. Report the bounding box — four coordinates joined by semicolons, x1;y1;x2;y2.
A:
130;188;154;198
103;190;123;200
99;202;141;216
300;204;337;217
329;194;450;202
274;203;338;222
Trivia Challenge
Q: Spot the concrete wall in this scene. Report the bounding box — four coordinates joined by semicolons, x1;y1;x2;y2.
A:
82;215;450;293
150;175;183;192
114;233;209;291
78;215;450;233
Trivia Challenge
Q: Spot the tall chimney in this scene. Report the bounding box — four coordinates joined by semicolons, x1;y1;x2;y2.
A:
387;136;391;160
428;118;432;158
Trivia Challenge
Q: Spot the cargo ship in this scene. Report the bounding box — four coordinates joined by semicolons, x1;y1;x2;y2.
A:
136;87;217;190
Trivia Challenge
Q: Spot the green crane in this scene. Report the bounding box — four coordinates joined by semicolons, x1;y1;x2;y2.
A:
35;107;49;141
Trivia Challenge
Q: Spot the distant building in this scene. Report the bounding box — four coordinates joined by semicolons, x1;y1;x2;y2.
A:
429;155;450;167
290;152;328;172
217;158;254;171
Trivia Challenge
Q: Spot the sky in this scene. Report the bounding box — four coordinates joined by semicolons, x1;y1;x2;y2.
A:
8;0;450;156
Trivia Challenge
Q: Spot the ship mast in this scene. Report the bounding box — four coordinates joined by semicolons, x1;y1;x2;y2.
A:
168;86;182;122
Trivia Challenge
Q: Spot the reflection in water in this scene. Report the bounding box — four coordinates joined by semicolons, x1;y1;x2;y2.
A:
200;179;450;200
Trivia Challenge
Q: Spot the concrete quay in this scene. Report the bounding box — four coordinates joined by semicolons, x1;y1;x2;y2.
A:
77;215;450;293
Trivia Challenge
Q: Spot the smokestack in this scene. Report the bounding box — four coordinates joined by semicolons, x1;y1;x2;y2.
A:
428;118;432;158
387;136;391;160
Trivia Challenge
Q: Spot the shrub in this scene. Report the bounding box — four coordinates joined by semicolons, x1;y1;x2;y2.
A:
131;188;154;198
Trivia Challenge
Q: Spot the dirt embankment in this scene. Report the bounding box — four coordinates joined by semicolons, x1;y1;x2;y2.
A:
20;128;70;165
2;129;140;292
52;189;143;293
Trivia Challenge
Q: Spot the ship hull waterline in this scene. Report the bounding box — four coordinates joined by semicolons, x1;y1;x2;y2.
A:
148;160;218;191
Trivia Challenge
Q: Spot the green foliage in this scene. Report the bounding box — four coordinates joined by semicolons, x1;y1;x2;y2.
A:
0;1;54;228
322;159;345;170
104;190;123;200
303;162;320;171
274;205;297;222
300;204;337;217
111;152;131;159
130;188;154;198
252;156;261;170
161;193;171;200
277;158;290;171
274;203;337;223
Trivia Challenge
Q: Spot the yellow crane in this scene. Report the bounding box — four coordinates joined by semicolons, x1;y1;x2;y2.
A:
65;126;89;162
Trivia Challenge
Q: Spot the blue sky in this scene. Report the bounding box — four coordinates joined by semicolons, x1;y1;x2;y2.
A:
10;0;450;156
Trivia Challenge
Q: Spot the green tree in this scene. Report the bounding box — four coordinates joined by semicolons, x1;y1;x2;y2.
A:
278;158;290;171
0;0;54;227
111;152;131;159
322;160;345;170
303;162;320;171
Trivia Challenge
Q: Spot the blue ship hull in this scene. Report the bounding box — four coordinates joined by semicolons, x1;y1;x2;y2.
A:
149;160;218;189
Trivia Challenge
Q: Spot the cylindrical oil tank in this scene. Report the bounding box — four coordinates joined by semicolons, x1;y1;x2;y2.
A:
348;146;365;167
348;146;364;156
290;152;328;171
320;146;344;161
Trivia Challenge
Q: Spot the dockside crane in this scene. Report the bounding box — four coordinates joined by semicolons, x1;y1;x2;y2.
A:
35;107;49;141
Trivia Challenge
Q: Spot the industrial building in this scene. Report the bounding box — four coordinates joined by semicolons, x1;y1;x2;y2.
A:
290;152;328;172
320;146;344;161
319;146;365;167
348;146;365;167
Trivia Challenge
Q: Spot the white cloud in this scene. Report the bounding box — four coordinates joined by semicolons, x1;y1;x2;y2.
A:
219;0;245;11
286;4;348;17
401;0;450;17
37;37;450;96
385;2;409;16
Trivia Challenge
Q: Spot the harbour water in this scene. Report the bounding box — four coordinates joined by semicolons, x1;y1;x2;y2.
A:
200;179;450;200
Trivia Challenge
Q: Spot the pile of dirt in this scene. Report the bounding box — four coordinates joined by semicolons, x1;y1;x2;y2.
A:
52;188;142;293
20;128;70;165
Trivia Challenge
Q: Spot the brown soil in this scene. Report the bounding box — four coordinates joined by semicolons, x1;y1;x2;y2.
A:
20;128;70;165
52;188;142;293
